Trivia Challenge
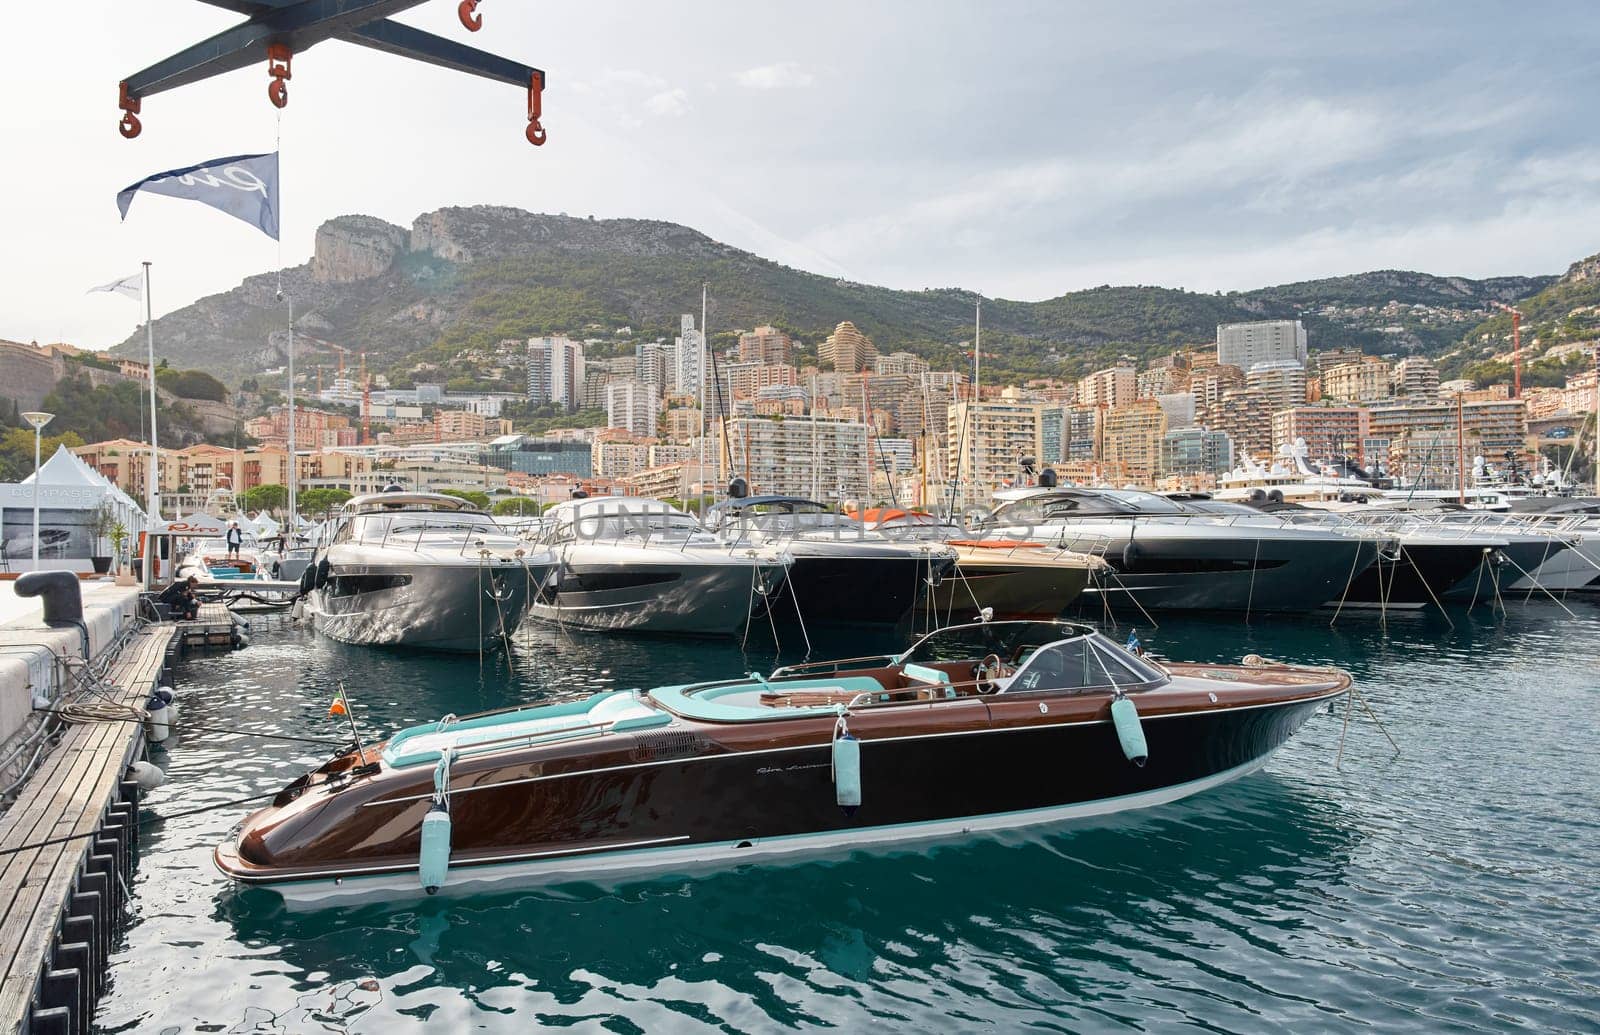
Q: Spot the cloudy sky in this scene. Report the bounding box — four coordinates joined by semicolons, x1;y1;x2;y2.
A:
4;1;1598;349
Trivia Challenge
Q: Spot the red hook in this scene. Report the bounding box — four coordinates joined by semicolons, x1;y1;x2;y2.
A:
526;71;547;146
267;43;292;109
117;81;142;139
458;0;482;31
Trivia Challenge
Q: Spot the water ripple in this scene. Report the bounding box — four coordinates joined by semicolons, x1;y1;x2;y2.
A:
93;602;1600;1033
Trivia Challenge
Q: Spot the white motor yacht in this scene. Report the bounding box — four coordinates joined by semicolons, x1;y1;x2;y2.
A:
305;492;554;652
527;496;792;636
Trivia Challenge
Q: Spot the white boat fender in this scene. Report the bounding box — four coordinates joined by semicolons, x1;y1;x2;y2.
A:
146;687;175;742
832;715;862;814
1110;692;1148;767
419;751;454;894
129;760;166;790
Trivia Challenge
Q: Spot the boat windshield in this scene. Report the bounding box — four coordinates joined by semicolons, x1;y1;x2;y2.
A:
899;620;1166;692
342;511;503;542
568;512;707;542
1001;633;1167;692
720;501;858;534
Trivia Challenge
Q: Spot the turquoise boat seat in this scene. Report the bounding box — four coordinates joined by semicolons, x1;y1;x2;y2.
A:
383;690;669;767
648;676;886;723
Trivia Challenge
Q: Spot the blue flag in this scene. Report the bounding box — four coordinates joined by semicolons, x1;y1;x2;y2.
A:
116;152;280;240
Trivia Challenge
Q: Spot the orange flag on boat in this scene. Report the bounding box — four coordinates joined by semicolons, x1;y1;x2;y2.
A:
328;690;348;717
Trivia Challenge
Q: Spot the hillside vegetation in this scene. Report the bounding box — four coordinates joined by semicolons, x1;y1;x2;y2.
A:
112;206;1562;386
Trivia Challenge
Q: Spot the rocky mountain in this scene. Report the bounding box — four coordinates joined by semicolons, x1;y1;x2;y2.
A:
114;205;1560;386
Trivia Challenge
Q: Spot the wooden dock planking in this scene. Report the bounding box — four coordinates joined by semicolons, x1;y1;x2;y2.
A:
175;602;237;653
0;623;174;1034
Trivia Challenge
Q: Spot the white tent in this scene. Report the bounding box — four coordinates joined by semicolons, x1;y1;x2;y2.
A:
1;445;149;573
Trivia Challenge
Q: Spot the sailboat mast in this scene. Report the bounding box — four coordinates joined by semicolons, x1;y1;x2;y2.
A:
143;262;158;518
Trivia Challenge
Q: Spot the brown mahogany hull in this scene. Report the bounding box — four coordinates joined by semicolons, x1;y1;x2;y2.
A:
216;665;1346;904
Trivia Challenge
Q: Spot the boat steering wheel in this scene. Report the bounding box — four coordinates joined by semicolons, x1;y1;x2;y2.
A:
974;653;1011;694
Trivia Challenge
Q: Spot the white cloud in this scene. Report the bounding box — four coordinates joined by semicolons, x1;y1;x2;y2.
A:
735;62;816;90
645;88;690;117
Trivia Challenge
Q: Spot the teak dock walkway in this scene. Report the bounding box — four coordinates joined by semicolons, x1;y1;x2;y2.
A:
0;623;175;1035
174;602;239;654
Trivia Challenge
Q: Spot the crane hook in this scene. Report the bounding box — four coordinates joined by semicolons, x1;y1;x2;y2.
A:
526;71;547;146
458;0;482;31
118;81;142;139
267;43;292;109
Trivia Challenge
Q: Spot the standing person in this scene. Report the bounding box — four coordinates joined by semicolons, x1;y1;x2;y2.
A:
226;521;244;560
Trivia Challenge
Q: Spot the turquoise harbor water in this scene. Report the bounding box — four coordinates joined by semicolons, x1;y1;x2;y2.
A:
96;601;1600;1033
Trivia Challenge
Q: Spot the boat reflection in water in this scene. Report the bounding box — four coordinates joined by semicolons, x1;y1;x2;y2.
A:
216;619;1349;905
305;491;553;653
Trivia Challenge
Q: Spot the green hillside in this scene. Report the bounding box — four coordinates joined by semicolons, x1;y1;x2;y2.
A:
111;207;1562;387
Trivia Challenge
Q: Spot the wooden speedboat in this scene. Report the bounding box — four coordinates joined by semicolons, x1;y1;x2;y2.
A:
215;620;1350;905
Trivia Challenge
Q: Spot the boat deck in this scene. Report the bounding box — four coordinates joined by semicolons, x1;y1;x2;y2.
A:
0;621;175;1035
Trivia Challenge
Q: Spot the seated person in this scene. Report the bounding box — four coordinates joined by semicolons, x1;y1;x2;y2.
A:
157;576;201;621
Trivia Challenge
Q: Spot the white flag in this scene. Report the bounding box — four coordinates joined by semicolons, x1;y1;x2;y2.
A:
88;272;142;300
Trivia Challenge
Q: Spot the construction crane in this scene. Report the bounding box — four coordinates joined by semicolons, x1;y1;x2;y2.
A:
292;331;350;380
1490;301;1525;398
116;0;548;145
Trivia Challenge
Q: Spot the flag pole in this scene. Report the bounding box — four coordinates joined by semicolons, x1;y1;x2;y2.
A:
286;296;296;523
143;261;158;519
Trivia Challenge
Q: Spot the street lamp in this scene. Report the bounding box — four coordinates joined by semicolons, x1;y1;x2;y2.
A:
21;411;54;567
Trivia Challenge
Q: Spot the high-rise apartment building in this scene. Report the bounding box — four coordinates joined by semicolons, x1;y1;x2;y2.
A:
527;336;586;410
946;399;1043;506
737;325;796;365
1321;358;1394;404
673;315;704;396
1101;400;1167;484
819;321;878;373
635;341;670;395
874;351;930;376
1217;320;1308;370
1368;398;1529;466
1272;405;1371;463
605;379;660;438
1077;364;1137;410
1393;356;1440;402
1245;361;1309;420
724;362;799;402
1312;348;1365;376
1214;388;1271;461
722;415;871;502
1161;428;1233;480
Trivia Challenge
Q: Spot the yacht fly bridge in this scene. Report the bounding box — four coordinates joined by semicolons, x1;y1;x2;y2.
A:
329;492;531;559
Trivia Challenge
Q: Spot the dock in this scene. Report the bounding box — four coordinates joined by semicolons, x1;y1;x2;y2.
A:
174;602;243;654
0;621;175;1035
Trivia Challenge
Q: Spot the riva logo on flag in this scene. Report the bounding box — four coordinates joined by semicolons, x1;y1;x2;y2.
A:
116;152;280;240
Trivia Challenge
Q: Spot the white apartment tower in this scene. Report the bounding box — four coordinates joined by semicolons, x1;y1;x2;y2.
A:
605;379;660;438
1217;320;1308;370
673;314;705;397
527;336;586;410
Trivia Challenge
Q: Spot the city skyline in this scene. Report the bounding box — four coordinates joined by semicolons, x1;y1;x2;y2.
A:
3;2;1599;349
